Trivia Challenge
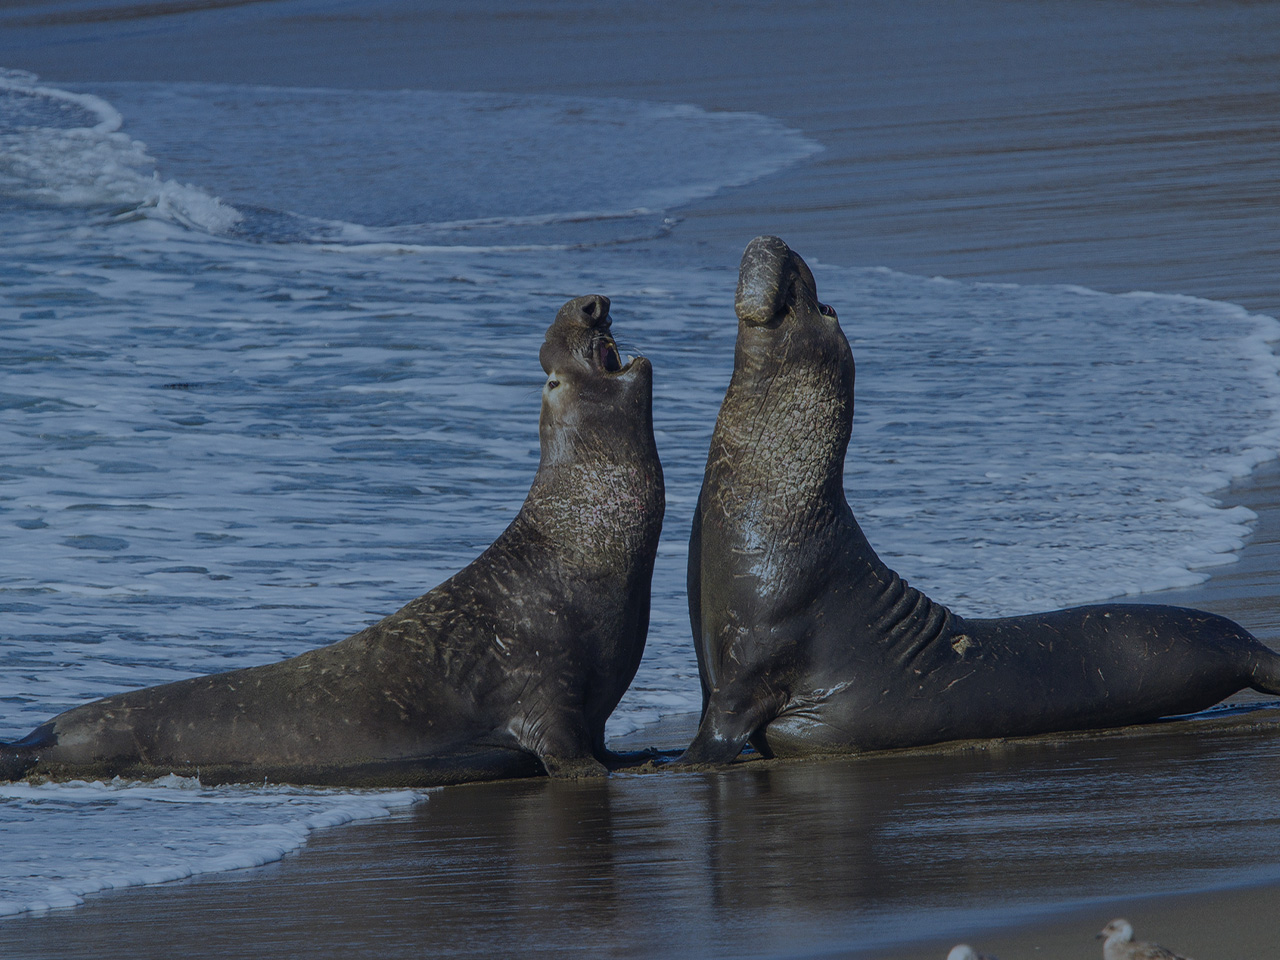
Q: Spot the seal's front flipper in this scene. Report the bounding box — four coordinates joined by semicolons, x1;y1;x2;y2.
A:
515;713;609;779
675;728;750;765
674;676;783;765
674;697;772;765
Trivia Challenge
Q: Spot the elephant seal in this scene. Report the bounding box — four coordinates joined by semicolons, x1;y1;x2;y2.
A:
680;235;1280;763
1;294;664;786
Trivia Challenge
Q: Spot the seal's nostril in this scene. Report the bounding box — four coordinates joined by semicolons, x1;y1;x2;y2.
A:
549;296;612;359
582;295;610;325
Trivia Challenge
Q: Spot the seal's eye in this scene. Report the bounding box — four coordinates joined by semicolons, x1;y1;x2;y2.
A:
819;302;838;320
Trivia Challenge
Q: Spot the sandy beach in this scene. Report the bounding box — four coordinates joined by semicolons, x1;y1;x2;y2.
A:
3;1;1280;957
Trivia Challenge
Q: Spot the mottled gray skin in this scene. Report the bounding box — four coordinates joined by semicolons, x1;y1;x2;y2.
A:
1;295;664;786
681;235;1280;763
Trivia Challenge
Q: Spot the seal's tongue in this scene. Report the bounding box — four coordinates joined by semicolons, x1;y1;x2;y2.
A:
735;235;793;325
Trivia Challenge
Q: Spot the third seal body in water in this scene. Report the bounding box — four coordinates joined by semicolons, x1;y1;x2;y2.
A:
681;235;1280;763
1;295;663;786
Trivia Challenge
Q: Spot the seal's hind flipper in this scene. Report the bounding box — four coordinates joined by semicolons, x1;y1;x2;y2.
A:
1248;643;1280;697
0;721;55;782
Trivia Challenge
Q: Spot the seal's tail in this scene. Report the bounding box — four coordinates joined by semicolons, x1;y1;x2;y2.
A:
0;722;54;782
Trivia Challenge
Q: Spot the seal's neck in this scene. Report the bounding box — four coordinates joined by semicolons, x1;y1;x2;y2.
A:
519;433;664;573
709;333;853;518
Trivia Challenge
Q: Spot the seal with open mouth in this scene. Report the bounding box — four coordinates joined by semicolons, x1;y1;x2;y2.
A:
1;294;664;786
680;235;1280;763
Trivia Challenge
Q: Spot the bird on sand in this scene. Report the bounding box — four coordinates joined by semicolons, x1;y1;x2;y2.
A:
1097;918;1193;960
947;946;998;960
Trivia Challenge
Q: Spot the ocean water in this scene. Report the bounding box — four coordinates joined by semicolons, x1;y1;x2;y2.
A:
2;67;1279;918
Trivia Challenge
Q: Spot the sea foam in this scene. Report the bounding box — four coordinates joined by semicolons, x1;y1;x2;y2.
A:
0;775;420;917
0;70;242;233
66;81;823;246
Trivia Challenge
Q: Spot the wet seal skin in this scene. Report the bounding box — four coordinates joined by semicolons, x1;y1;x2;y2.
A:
0;295;664;787
679;235;1280;764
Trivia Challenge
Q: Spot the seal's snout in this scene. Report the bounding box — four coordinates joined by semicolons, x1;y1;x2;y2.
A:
735;235;831;327
556;293;612;330
735;235;792;325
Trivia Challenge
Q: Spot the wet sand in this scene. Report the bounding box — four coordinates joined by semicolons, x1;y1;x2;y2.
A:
4;1;1280;957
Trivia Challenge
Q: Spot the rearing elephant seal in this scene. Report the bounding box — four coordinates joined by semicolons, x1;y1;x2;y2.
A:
681;235;1280;763
1;294;664;786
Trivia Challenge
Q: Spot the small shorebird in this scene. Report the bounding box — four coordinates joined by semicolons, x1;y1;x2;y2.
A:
947;946;998;960
1097;918;1193;960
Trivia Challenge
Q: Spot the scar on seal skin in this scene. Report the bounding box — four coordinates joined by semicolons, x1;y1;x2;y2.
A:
1;295;664;787
680;235;1280;764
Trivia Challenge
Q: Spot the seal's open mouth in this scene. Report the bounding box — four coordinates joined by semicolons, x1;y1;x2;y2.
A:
595;334;635;375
